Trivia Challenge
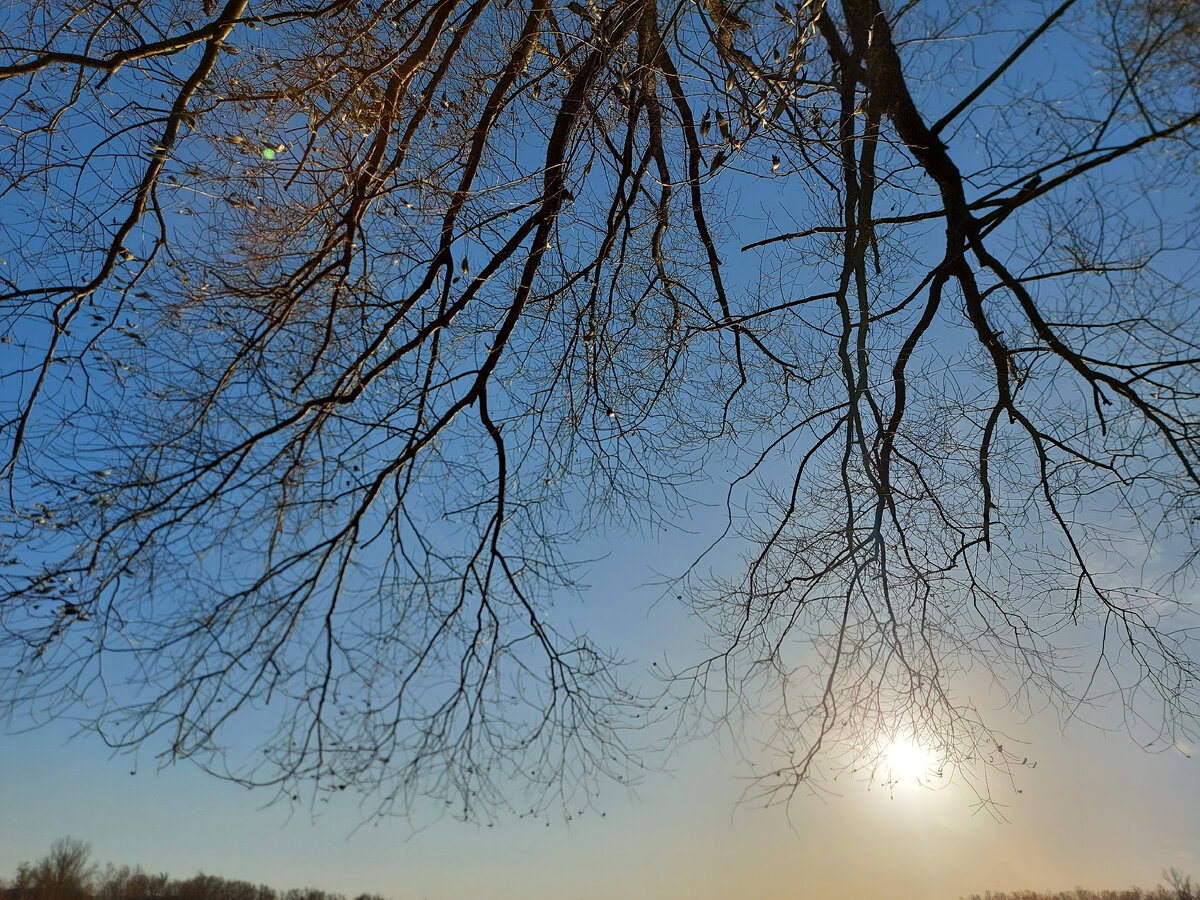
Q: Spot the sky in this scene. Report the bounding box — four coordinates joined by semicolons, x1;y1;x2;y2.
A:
4;2;1200;899
3;520;1200;900
3;657;1200;900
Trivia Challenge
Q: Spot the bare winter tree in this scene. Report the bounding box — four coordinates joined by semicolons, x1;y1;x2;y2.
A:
1;0;1198;818
9;838;94;900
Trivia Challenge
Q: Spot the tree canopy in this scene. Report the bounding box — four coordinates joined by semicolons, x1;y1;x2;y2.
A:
1;0;1198;819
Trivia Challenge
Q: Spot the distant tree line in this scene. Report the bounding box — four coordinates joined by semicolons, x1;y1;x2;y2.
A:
6;838;1196;900
964;869;1200;900
1;840;388;900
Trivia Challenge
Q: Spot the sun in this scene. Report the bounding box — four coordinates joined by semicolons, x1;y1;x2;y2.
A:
885;740;933;782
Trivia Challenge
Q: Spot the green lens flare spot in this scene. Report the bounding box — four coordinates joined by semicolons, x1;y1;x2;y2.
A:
262;147;277;160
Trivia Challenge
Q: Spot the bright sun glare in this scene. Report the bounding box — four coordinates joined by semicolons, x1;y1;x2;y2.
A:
885;741;932;781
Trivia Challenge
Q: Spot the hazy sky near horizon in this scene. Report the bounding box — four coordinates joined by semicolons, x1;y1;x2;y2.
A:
3;523;1199;900
3;686;1200;900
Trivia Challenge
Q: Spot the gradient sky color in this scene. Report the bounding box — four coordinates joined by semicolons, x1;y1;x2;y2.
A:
3;691;1199;900
4;2;1200;897
4;522;1199;900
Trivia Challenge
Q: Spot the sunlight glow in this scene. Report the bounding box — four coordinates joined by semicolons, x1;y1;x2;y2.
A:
885;741;932;782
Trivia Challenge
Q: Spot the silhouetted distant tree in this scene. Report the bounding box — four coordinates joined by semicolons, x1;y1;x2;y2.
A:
962;871;1200;900
9;839;93;900
94;865;172;900
2;0;1199;817
177;875;282;900
281;887;343;900
5;844;368;900
1164;869;1198;900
